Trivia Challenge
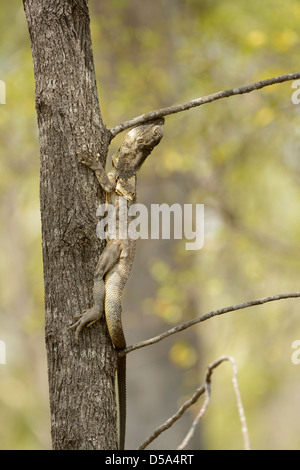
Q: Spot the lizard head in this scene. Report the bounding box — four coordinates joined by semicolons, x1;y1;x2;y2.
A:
113;117;165;180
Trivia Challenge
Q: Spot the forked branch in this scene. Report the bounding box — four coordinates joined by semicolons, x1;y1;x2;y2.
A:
110;72;300;137
138;355;250;450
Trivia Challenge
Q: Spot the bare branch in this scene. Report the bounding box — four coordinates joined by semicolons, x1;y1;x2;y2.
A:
177;356;250;451
229;356;251;450
137;383;205;450
137;356;221;450
120;292;300;357
177;374;211;450
138;355;250;450
110;72;300;137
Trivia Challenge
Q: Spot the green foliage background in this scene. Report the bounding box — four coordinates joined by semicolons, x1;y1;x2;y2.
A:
0;0;300;449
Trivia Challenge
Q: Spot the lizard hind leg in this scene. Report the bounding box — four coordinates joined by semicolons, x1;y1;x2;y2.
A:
69;278;105;344
69;240;122;344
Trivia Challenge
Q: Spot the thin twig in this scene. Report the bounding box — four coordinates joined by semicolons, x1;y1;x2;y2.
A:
228;356;251;450
110;72;300;137
177;374;211;450
177;356;250;451
138;355;249;450
137;384;205;450
120;292;300;357
137;356;222;450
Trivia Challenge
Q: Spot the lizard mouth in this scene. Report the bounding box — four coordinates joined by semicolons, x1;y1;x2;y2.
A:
116;118;165;180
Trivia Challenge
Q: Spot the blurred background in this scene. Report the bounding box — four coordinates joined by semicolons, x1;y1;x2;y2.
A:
1;0;300;450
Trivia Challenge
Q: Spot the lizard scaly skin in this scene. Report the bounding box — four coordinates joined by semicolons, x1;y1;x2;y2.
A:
70;118;164;449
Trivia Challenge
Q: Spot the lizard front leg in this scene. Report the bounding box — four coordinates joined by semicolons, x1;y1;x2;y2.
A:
69;239;122;343
77;146;116;193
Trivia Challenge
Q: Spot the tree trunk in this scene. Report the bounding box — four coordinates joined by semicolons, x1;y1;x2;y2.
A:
23;0;118;449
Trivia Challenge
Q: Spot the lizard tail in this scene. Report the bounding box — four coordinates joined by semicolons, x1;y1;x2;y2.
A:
117;353;126;450
105;288;127;450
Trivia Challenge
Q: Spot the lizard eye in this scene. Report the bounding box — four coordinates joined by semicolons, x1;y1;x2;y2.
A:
153;126;160;136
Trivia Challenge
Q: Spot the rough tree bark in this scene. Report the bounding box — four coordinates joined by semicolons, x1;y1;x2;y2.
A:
23;0;118;449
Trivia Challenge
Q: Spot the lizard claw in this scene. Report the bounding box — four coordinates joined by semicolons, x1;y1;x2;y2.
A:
76;146;101;171
69;308;103;344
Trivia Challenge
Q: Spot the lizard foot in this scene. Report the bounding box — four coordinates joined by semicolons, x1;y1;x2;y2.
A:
76;145;116;193
76;145;101;172
69;308;103;344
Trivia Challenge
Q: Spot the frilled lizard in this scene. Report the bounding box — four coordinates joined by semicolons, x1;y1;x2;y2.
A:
69;118;164;449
